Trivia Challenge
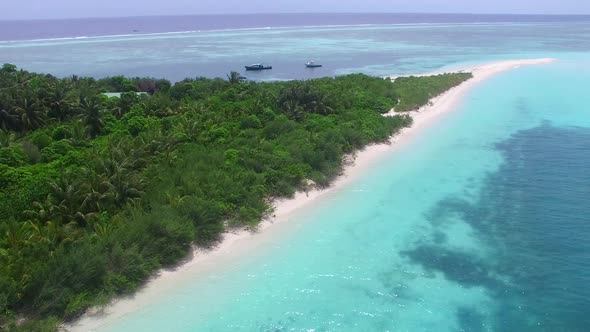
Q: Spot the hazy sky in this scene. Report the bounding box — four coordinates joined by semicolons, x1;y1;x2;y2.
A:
3;0;589;20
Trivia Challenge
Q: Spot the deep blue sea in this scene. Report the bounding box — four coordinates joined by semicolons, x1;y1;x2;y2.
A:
5;14;588;332
2;13;590;42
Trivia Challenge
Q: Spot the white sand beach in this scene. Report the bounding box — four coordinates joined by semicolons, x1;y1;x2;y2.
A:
65;58;555;332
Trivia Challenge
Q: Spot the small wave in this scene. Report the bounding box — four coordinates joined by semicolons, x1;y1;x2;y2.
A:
0;30;202;44
0;19;572;44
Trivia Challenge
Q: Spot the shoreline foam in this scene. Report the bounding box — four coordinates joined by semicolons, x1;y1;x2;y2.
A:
65;58;555;332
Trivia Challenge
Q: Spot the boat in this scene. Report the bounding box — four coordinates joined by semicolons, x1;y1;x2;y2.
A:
245;64;272;71
305;61;322;68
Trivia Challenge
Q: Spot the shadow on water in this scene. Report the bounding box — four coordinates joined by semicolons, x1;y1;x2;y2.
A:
401;245;503;290
402;123;590;331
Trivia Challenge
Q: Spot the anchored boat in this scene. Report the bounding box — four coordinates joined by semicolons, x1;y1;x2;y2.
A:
245;64;272;71
305;61;322;68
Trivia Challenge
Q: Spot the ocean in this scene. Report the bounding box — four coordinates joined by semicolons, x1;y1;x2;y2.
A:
4;14;590;332
1;14;590;81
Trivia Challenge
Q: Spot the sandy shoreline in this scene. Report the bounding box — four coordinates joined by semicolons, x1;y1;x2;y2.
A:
65;58;555;331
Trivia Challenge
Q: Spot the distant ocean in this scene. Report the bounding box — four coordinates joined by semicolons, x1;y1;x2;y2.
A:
1;14;590;81
2;13;590;42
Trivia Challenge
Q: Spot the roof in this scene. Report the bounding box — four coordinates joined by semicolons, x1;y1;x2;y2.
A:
102;92;149;98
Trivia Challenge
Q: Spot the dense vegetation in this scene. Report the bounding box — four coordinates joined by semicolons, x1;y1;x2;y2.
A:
393;73;472;111
0;64;471;331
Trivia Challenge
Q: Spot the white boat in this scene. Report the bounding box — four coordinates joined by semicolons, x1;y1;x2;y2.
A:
305;61;322;68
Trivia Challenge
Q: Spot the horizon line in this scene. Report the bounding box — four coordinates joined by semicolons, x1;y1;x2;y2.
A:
2;11;590;22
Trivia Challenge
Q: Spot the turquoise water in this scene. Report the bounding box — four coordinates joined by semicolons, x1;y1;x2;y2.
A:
87;58;590;331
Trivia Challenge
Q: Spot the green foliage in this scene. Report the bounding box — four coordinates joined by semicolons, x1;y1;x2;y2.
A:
393;73;473;111
51;125;72;141
126;115;148;137
0;165;27;190
40;140;74;162
28;132;52;150
80;97;105;138
21;141;42;164
0;147;26;167
0;64;470;330
33;241;107;317
97;76;136;92
5;316;60;332
240;114;262;129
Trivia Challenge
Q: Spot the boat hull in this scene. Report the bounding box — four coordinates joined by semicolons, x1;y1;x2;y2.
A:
245;66;272;70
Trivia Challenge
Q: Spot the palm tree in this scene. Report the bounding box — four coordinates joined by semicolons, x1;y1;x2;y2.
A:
46;176;82;223
24;170;102;228
80;97;105;138
283;99;305;121
29;220;79;249
92;219;112;239
166;193;190;209
4;219;33;249
112;91;139;118
68;121;87;146
24;199;58;224
0;108;19;132
107;141;146;170
227;71;242;85
79;168;108;214
46;82;76;121
12;97;45;131
0;130;11;147
0;63;17;75
100;152;145;208
177;115;200;141
309;92;334;115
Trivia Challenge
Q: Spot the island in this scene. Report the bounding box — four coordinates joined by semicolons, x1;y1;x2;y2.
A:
0;59;553;331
